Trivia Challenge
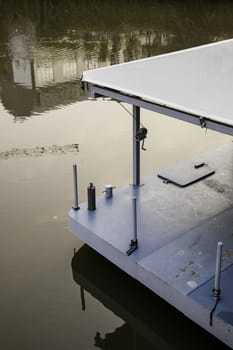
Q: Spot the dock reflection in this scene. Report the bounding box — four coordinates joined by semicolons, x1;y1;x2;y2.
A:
71;245;230;350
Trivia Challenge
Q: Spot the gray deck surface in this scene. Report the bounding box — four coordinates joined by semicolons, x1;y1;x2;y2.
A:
70;142;233;348
82;39;233;127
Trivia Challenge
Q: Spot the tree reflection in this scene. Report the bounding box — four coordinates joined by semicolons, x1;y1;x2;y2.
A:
1;0;233;119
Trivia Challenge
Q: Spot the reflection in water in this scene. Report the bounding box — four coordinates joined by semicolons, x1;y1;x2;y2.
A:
1;0;233;119
72;245;230;350
1;2;233;349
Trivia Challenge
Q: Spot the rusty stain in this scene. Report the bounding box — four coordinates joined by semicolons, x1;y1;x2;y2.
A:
177;260;194;276
204;179;226;194
188;235;201;248
191;270;200;279
192;250;202;256
179;268;186;273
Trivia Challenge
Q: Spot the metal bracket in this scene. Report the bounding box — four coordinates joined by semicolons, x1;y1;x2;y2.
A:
210;289;221;326
200;117;206;129
126;239;138;256
213;288;221;299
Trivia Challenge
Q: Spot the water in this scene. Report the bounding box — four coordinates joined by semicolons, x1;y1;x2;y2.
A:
0;1;232;349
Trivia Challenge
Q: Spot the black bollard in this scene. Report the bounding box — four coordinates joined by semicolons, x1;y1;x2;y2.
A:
88;183;96;210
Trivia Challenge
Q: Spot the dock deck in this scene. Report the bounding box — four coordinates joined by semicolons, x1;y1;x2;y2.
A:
70;142;233;348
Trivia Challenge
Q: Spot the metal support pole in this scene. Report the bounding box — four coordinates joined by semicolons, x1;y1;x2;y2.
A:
210;241;223;326
126;197;138;256
133;197;137;242
73;163;80;210
80;286;86;311
133;105;140;186
213;241;223;297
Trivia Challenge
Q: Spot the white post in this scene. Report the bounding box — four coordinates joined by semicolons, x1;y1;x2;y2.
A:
214;241;223;294
73;163;79;210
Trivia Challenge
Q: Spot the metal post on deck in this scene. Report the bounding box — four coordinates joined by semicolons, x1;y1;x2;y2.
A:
210;241;223;326
133;105;140;186
213;241;223;297
80;286;86;311
72;163;80;210
133;197;138;242
126;197;138;256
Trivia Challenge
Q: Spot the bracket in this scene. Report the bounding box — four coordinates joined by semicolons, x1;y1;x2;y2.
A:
126;239;138;256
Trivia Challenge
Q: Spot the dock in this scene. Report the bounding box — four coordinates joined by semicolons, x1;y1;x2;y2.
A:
69;39;233;348
72;245;230;349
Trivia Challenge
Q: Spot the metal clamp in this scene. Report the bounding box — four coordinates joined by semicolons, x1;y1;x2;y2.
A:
126;239;138;256
200;117;206;129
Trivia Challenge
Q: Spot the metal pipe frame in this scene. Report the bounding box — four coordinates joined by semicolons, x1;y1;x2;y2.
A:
133;105;140;186
73;163;80;210
87;84;233;137
214;241;223;294
85;83;233;186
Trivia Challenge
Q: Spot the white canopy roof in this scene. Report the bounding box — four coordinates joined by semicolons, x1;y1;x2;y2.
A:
82;39;233;130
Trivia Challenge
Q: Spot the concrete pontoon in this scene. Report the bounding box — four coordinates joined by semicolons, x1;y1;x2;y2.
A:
69;39;233;348
72;245;229;349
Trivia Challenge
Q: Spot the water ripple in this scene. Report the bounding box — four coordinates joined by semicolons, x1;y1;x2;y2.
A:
0;144;79;159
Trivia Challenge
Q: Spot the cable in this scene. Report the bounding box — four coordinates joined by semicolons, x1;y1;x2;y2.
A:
209;293;220;326
117;101;146;129
116;101;148;151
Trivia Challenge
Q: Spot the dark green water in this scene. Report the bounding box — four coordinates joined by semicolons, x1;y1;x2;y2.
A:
0;1;232;349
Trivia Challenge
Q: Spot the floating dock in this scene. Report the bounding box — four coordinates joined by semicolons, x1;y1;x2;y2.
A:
69;39;233;348
72;245;230;349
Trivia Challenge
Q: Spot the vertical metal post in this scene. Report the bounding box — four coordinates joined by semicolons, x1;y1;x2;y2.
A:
73;163;80;210
80;286;86;311
214;241;223;295
133;105;140;186
132;197;137;242
210;241;223;325
126;197;138;256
